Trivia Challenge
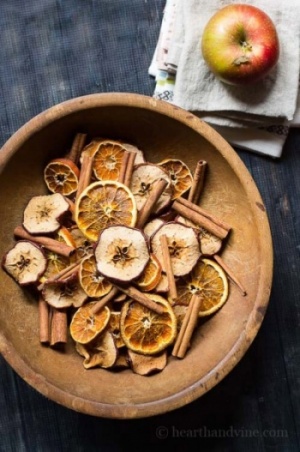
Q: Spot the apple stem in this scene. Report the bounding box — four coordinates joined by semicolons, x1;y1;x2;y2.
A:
240;40;252;52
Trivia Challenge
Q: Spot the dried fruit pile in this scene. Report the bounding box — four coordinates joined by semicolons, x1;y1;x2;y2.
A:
2;134;246;376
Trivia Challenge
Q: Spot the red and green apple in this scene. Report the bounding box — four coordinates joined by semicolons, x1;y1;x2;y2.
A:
201;4;280;85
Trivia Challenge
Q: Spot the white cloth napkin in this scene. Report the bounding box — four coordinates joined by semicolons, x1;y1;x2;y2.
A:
149;0;300;158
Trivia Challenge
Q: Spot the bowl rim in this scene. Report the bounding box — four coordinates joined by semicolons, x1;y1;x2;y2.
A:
0;93;273;418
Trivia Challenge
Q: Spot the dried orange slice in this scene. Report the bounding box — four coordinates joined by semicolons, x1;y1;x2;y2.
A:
44;158;80;196
79;254;112;298
82;139;145;165
56;226;77;248
174;258;228;317
68;226;89;247
67;226;93;259
80;139;105;159
120;294;177;355
158;159;193;199
92;141;127;181
136;253;162;292
70;301;111;344
38;226;76;282
39;250;70;283
74;181;137;242
107;311;125;348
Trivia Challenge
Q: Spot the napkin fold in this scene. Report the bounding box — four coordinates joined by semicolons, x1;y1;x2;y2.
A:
149;0;300;158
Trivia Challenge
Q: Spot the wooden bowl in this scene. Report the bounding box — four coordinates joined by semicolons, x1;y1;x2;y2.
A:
0;93;273;418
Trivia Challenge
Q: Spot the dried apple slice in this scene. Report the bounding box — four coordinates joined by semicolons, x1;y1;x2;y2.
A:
130;163;173;214
177;215;222;255
121;143;145;164
95;225;150;283
128;349;168;376
75;331;117;368
198;228;223;256
113;350;130;369
173;305;189;332
107;311;125;348
2;240;47;285
23;193;69;234
43;277;88;309
143;218;165;238
154;273;169;293
150;222;201;277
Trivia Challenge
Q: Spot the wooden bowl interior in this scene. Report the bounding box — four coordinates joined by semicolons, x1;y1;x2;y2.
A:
0;98;272;418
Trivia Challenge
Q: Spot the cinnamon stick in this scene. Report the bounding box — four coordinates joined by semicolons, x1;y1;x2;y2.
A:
123;151;136;187
172;199;229;240
37;260;82;291
172;294;202;358
66;197;76;215
176;197;231;233
136;178;168;229
160;234;177;300
214;255;247;296
172;298;193;357
118;151;131;184
114;284;165;315
188;160;207;204
66;133;87;164
50;308;68;346
38;295;50;344
76;153;94;200
14;225;75;257
90;286;120;315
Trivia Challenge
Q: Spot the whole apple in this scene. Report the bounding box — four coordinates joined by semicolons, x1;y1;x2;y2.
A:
201;4;280;85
